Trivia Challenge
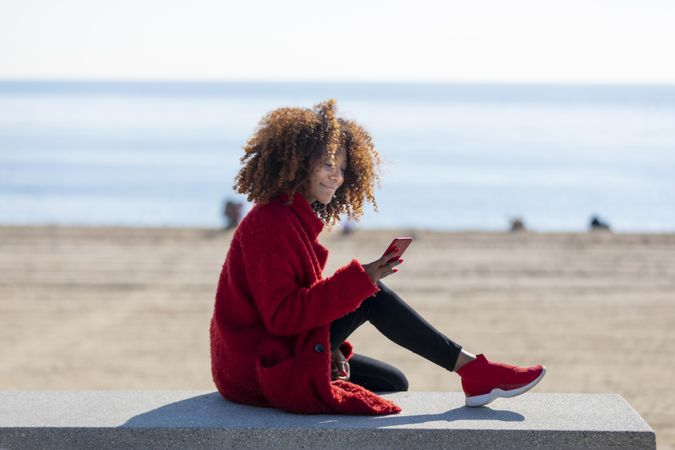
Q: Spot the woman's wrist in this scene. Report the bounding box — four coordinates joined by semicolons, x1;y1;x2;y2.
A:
331;349;350;381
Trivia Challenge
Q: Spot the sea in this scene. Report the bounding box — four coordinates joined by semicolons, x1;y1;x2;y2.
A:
1;81;674;232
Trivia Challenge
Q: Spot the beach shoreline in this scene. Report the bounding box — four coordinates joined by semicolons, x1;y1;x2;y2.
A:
1;225;673;448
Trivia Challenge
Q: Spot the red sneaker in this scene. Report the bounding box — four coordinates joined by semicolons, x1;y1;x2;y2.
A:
457;354;546;407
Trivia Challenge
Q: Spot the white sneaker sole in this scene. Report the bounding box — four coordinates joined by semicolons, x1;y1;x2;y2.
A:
465;367;547;407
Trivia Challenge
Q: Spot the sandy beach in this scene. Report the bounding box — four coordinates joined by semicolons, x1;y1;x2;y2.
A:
1;225;673;448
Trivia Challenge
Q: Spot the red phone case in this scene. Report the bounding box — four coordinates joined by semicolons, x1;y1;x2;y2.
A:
382;237;413;263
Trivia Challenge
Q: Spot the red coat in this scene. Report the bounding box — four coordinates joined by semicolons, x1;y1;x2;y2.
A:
210;192;401;415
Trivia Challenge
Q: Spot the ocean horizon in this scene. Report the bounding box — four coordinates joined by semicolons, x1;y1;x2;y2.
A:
1;80;674;232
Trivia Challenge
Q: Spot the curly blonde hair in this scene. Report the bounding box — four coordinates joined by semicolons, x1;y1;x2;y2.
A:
234;99;381;225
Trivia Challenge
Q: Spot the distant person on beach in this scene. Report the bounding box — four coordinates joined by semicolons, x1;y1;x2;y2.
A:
223;199;243;230
210;100;545;415
589;215;611;231
341;215;355;236
510;217;526;232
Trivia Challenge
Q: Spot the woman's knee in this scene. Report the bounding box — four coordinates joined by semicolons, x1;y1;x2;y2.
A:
387;367;409;392
349;354;409;392
352;371;408;392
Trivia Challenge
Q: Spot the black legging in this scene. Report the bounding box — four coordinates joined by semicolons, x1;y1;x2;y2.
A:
330;281;463;392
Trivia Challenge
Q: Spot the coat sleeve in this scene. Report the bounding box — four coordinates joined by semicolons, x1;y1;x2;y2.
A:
241;214;378;337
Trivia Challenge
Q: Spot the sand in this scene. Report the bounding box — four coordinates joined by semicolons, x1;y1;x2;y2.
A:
1;225;674;448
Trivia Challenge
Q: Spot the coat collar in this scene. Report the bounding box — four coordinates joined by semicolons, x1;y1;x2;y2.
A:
274;192;324;239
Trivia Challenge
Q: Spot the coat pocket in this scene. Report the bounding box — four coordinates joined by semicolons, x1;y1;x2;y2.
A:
255;341;332;414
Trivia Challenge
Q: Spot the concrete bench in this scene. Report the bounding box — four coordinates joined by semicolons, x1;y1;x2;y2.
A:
0;391;654;449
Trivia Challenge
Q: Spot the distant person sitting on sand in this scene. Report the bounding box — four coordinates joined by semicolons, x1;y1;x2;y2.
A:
510;217;526;232
210;99;545;416
341;215;355;236
223;199;243;230
589;215;610;231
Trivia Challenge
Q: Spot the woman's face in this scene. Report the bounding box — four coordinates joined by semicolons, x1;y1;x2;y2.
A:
303;148;348;205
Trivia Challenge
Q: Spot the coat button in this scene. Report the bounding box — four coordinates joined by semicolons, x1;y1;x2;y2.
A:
314;343;325;353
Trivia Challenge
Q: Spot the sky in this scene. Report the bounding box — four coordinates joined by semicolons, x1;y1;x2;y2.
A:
1;0;675;83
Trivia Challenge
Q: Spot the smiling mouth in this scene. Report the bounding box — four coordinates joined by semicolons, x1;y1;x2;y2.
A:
320;184;337;191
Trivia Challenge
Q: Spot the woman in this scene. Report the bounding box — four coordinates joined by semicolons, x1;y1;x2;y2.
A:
210;99;545;415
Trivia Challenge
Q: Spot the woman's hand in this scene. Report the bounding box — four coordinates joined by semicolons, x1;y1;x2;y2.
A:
362;252;403;284
331;349;350;381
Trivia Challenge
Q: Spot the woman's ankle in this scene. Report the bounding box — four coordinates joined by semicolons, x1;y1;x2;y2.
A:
453;350;477;372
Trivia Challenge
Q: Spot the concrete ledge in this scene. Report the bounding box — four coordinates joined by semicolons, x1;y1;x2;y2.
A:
0;391;654;449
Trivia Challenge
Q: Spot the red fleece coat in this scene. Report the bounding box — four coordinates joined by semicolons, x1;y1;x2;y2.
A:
210;193;401;415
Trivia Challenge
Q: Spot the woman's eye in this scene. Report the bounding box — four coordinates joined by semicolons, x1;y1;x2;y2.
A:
323;162;346;173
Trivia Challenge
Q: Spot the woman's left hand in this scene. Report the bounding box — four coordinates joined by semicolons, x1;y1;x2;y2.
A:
331;349;350;381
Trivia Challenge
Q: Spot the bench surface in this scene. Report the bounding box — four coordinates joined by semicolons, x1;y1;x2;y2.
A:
0;391;655;449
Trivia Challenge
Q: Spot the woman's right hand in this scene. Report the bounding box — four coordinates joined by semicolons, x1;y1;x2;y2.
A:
362;252;403;284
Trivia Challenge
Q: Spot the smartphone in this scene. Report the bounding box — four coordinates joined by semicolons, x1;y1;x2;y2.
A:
382;237;413;264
